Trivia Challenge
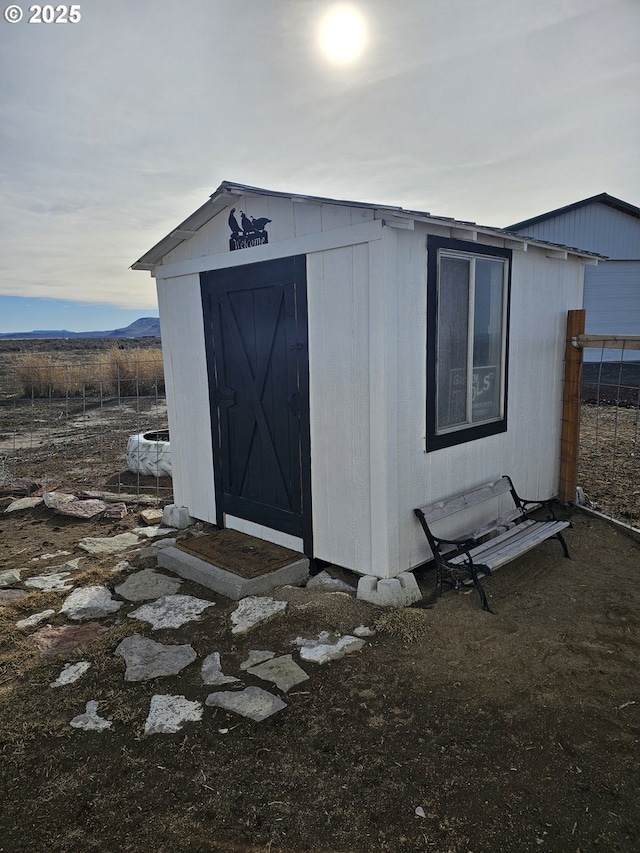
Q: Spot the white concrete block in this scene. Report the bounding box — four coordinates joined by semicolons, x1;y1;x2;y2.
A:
162;504;194;529
158;547;309;600
356;572;422;607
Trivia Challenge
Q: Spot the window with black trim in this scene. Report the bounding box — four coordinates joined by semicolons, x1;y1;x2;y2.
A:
427;236;511;452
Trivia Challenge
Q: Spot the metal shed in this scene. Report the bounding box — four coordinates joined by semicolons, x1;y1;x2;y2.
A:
133;181;600;594
507;193;640;362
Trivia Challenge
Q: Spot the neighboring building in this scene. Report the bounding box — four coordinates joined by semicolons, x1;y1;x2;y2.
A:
507;194;640;361
133;181;598;584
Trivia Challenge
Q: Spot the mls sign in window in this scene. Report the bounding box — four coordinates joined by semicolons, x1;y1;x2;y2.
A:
427;237;511;451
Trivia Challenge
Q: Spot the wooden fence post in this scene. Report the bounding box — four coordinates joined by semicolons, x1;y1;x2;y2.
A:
559;309;585;504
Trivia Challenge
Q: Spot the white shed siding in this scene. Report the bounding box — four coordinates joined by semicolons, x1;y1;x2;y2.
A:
156;274;216;524
307;243;374;573
386;226;429;574
515;203;640;260
392;240;584;574
369;230;403;577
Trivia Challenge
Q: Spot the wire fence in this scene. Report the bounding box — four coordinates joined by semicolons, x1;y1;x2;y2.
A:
1;339;639;529
0;344;173;502
577;339;640;531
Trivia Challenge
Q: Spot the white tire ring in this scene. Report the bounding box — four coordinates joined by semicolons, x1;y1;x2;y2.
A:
126;430;172;478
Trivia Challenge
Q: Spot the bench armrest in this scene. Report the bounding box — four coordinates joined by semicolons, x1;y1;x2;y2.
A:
519;496;562;521
433;535;478;551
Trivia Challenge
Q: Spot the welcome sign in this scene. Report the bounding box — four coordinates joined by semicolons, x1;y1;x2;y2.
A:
228;208;272;251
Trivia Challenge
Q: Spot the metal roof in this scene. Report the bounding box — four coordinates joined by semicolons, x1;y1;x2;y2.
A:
132;180;605;270
506;193;640;232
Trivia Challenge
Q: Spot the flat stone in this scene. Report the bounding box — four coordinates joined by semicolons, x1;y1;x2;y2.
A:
247;654;309;693
101;502;128;520
60;586;123;620
16;609;56;628
50;660;91;687
353;625;376;637
140;508;164;525
306;571;356;593
43;491;77;509
0;589;30;602
144;694;203;735
77;532;140;555
30;550;70;562
57;557;83;573
70;700;112;732
201;652;241;686
52;499;110;519
297;634;366;664
115;634;197;681
137;538;178;560
29;622;108;657
81;490;159;506
294;630;335;647
115;569;182;602
24;572;73;591
128;594;214;630
26;557;83;577
133;526;178;539
240;650;276;670
0;569;22;587
205;686;287;721
4;496;44;513
150;537;178;550
230;596;287;635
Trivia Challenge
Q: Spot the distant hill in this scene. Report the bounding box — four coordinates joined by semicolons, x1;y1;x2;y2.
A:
0;317;161;340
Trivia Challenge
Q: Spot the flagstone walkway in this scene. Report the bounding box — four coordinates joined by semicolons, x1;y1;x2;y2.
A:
4;518;371;734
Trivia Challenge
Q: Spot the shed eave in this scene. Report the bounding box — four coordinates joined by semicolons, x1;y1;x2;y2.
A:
131;188;238;270
131;180;606;271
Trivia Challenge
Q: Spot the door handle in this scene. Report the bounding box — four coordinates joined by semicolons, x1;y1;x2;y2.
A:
215;385;236;406
287;391;300;417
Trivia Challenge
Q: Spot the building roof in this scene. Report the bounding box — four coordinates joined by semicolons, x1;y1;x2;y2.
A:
132;181;605;270
506;193;640;232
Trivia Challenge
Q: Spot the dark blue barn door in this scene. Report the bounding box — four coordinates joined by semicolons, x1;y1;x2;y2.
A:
201;256;311;552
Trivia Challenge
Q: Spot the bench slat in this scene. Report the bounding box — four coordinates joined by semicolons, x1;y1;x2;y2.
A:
417;477;513;524
439;508;524;557
450;520;570;572
445;519;538;566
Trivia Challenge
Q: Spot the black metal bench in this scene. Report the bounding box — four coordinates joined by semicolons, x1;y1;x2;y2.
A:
414;475;571;612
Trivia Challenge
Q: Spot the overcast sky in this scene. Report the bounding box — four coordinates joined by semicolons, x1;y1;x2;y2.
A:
1;0;639;331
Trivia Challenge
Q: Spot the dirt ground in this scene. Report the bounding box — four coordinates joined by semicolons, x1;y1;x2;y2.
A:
1;502;639;853
578;405;639;526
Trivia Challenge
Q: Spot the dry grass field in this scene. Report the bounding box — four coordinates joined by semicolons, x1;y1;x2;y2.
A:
0;338;164;399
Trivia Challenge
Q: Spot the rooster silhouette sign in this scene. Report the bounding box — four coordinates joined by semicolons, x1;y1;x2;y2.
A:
228;207;272;251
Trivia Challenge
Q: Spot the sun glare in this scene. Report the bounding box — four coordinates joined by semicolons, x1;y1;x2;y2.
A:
319;5;367;65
